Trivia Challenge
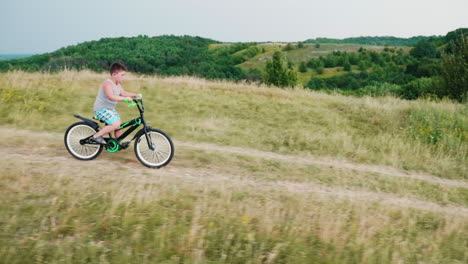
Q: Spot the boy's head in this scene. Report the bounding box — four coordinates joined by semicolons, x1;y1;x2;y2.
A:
109;62;127;84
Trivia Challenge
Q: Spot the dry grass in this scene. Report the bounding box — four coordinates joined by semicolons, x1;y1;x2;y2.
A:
0;70;467;263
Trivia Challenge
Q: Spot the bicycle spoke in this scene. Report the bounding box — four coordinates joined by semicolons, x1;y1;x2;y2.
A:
66;124;101;159
136;131;172;167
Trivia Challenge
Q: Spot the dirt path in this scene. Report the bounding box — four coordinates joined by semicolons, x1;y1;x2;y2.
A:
177;141;468;188
1;146;467;217
1;125;466;188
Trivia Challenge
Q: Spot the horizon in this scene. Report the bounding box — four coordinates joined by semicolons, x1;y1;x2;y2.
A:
0;31;453;56
1;0;467;54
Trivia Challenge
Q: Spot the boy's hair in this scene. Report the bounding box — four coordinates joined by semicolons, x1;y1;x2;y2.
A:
110;62;127;74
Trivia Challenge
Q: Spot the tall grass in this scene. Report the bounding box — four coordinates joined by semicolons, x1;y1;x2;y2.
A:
1;157;466;264
0;70;465;179
0;70;467;263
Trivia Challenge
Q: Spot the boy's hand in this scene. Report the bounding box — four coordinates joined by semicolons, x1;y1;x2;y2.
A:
123;97;133;102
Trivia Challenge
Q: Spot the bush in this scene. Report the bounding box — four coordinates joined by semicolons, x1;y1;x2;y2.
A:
299;62;308;73
399;77;439;100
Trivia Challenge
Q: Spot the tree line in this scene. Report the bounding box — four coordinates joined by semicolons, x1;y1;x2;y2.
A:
303;28;467;101
0;35;250;81
0;29;466;101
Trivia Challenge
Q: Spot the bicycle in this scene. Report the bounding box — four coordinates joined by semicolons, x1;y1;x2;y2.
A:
64;96;174;168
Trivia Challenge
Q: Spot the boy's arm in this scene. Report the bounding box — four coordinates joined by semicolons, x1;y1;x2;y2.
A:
120;87;138;98
103;82;132;101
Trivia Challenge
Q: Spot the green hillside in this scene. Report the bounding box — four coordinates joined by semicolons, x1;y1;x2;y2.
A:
0;29;466;100
305;36;437;46
0;35;246;80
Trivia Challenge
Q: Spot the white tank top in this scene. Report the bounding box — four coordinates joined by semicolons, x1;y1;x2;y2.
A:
93;79;121;111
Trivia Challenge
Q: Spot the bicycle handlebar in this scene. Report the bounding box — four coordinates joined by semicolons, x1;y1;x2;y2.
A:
124;94;144;108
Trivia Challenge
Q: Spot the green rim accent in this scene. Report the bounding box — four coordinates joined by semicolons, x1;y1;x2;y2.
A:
106;140;120;153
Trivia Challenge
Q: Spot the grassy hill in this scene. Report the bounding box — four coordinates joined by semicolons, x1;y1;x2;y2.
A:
2;31;465;101
304;36;437;46
0;71;466;263
233;43;411;85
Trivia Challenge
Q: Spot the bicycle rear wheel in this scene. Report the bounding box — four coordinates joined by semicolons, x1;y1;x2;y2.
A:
64;122;103;160
134;128;174;168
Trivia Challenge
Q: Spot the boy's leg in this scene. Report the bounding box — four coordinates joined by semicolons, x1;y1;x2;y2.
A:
113;120;123;139
92;109;121;140
93;123;118;139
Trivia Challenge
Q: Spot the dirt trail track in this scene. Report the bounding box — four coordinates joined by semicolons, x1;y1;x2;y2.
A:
1;128;467;217
177;141;468;188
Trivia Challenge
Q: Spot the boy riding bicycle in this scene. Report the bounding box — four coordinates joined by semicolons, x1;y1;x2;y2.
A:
90;62;138;144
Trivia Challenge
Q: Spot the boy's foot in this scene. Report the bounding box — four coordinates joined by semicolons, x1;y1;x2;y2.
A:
89;136;106;144
119;141;131;149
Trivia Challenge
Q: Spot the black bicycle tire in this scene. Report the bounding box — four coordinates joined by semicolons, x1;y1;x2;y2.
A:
134;128;174;168
64;122;103;160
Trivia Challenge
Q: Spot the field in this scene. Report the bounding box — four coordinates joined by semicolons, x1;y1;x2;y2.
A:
0;70;467;263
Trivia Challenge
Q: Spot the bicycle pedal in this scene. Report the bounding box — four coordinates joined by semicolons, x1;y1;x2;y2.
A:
119;141;131;149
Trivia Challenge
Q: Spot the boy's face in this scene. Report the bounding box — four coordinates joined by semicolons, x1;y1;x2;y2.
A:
112;70;126;84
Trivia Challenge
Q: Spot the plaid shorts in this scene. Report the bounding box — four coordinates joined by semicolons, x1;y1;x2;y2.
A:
94;108;120;125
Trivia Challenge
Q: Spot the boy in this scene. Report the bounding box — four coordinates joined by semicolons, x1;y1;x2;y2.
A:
90;62;138;144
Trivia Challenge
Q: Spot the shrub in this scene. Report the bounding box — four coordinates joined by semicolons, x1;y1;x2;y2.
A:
399;77;439;100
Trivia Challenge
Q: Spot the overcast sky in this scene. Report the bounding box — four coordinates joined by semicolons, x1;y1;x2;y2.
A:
1;0;467;54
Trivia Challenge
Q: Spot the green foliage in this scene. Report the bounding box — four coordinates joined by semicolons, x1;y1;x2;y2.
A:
315;66;324;74
283;43;296;51
304;29;468;100
0;35;246;81
410;40;440;58
440;34;468;101
299;61;308;73
305;36;439;46
407;107;467;150
264;51;298;87
399;77;440;100
245;68;262;82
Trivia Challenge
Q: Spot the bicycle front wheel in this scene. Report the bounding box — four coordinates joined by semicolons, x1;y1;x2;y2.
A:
134;128;174;168
64;122;103;160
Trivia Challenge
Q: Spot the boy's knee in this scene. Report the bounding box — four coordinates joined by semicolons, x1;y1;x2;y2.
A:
112;120;122;129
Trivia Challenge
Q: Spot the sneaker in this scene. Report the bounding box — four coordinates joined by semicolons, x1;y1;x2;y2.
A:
119;141;131;149
89;136;106;144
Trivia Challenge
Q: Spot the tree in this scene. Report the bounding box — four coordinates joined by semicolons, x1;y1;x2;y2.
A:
264;51;298;88
343;58;352;71
283;43;295;51
410;40;439;58
315;66;324;74
299;61;308;73
440;34;468;101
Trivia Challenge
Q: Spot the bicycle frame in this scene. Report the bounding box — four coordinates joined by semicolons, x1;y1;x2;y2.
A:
76;98;155;151
112;98;155;151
